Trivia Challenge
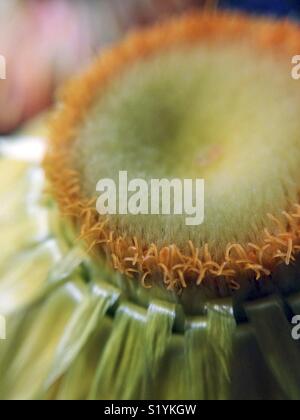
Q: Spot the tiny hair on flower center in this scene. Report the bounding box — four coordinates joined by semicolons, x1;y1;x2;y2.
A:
45;12;300;292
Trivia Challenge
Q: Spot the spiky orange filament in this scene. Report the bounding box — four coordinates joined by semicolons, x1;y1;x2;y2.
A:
45;11;300;292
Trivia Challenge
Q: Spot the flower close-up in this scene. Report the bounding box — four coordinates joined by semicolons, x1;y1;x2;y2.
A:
1;0;300;402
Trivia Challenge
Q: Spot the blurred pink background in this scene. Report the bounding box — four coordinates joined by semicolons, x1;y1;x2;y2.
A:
0;0;209;134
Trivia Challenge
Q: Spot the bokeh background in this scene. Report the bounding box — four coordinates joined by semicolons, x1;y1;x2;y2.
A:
0;0;299;135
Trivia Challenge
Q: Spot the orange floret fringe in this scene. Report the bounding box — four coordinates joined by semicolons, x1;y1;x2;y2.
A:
44;11;300;292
